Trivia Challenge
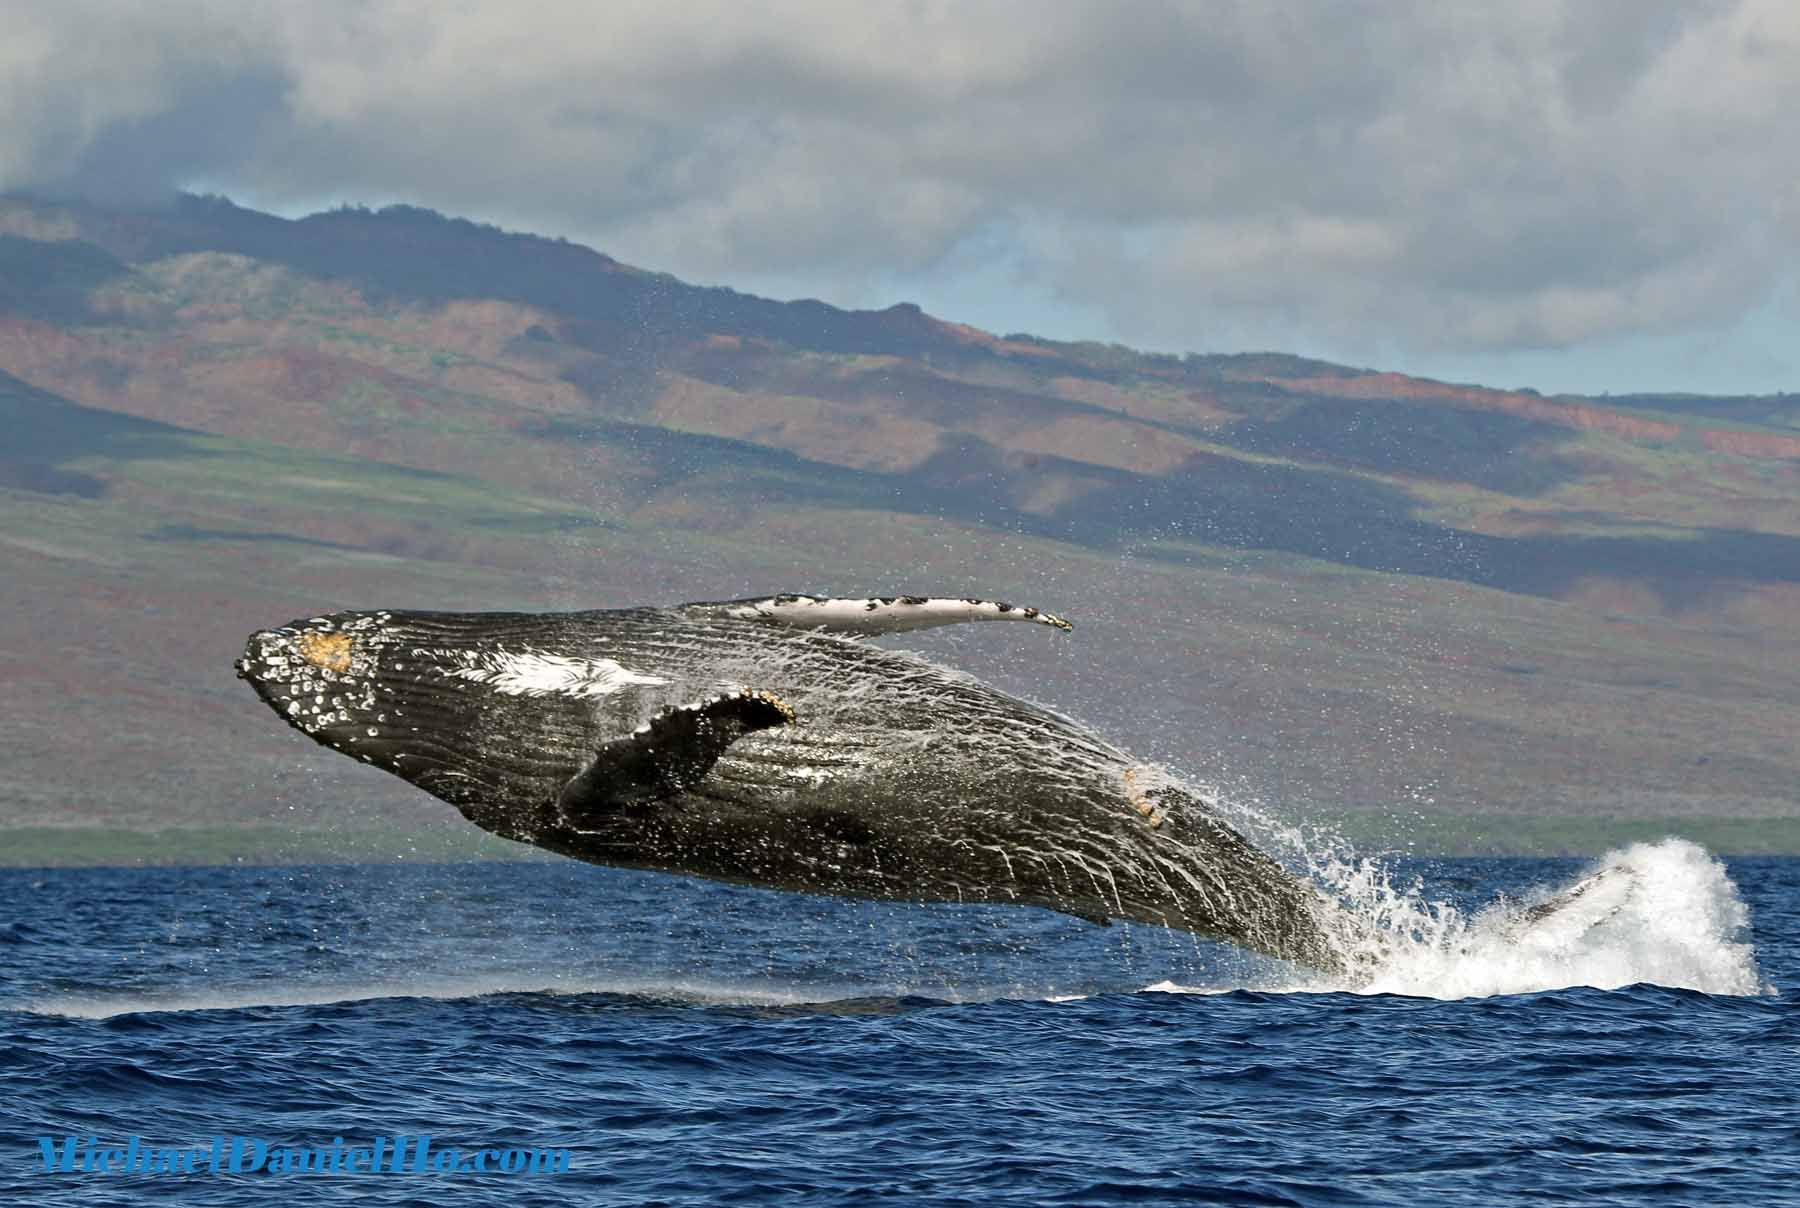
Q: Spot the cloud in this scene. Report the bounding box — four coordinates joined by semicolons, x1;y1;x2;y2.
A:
3;0;1796;356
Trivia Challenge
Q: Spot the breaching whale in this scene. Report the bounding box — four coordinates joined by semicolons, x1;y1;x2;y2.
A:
236;593;1364;972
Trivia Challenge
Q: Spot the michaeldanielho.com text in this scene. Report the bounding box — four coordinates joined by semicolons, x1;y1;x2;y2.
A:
37;1134;573;1176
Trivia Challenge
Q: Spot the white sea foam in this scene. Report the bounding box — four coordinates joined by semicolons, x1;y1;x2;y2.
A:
1155;837;1769;1000
21;975;844;1019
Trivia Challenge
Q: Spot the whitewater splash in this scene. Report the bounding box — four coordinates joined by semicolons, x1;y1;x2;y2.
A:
22;975;848;1020
1152;836;1767;1000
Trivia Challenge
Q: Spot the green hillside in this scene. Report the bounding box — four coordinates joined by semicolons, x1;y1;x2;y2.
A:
1;194;1795;862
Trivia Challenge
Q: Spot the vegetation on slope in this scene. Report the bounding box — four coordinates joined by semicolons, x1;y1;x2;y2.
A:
1;193;1795;859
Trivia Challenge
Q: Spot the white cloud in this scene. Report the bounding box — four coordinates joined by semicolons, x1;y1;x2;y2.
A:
3;0;1796;359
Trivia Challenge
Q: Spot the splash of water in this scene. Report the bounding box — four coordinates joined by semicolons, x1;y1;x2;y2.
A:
1156;836;1768;1000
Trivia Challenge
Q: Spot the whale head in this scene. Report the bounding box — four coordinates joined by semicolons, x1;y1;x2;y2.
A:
235;613;402;765
233;609;687;831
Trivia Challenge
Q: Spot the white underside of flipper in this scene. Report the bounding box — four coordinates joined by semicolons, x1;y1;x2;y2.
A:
687;593;1072;636
1504;863;1642;945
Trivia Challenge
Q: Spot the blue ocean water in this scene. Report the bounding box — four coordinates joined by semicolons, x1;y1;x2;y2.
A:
2;844;1794;1206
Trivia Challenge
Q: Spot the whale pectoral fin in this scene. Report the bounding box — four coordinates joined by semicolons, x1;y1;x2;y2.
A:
557;690;794;826
679;593;1072;636
1505;864;1640;941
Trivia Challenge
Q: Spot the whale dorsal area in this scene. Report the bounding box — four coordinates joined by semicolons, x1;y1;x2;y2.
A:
678;593;1072;637
557;690;795;827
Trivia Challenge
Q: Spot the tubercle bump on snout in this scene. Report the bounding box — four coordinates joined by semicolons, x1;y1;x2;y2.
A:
235;617;390;743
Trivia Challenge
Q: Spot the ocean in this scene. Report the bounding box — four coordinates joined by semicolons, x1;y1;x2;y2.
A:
2;839;1794;1205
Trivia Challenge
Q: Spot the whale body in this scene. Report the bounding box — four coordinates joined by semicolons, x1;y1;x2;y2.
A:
236;594;1360;972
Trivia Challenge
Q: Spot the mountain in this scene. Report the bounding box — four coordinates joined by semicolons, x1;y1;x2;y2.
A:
1;192;1795;862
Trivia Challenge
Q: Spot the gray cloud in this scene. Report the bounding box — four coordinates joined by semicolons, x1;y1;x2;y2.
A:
4;0;1796;355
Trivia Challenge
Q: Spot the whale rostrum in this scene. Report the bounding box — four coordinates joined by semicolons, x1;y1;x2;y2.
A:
236;593;1363;972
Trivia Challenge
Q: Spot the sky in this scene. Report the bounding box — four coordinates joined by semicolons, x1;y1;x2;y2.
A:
5;0;1797;396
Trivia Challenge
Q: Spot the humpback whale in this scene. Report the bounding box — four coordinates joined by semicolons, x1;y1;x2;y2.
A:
236;594;1363;972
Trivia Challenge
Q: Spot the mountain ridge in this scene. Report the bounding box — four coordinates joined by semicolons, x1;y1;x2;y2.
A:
1;192;1795;857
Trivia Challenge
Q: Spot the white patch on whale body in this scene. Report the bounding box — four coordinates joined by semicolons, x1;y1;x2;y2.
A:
431;648;669;698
